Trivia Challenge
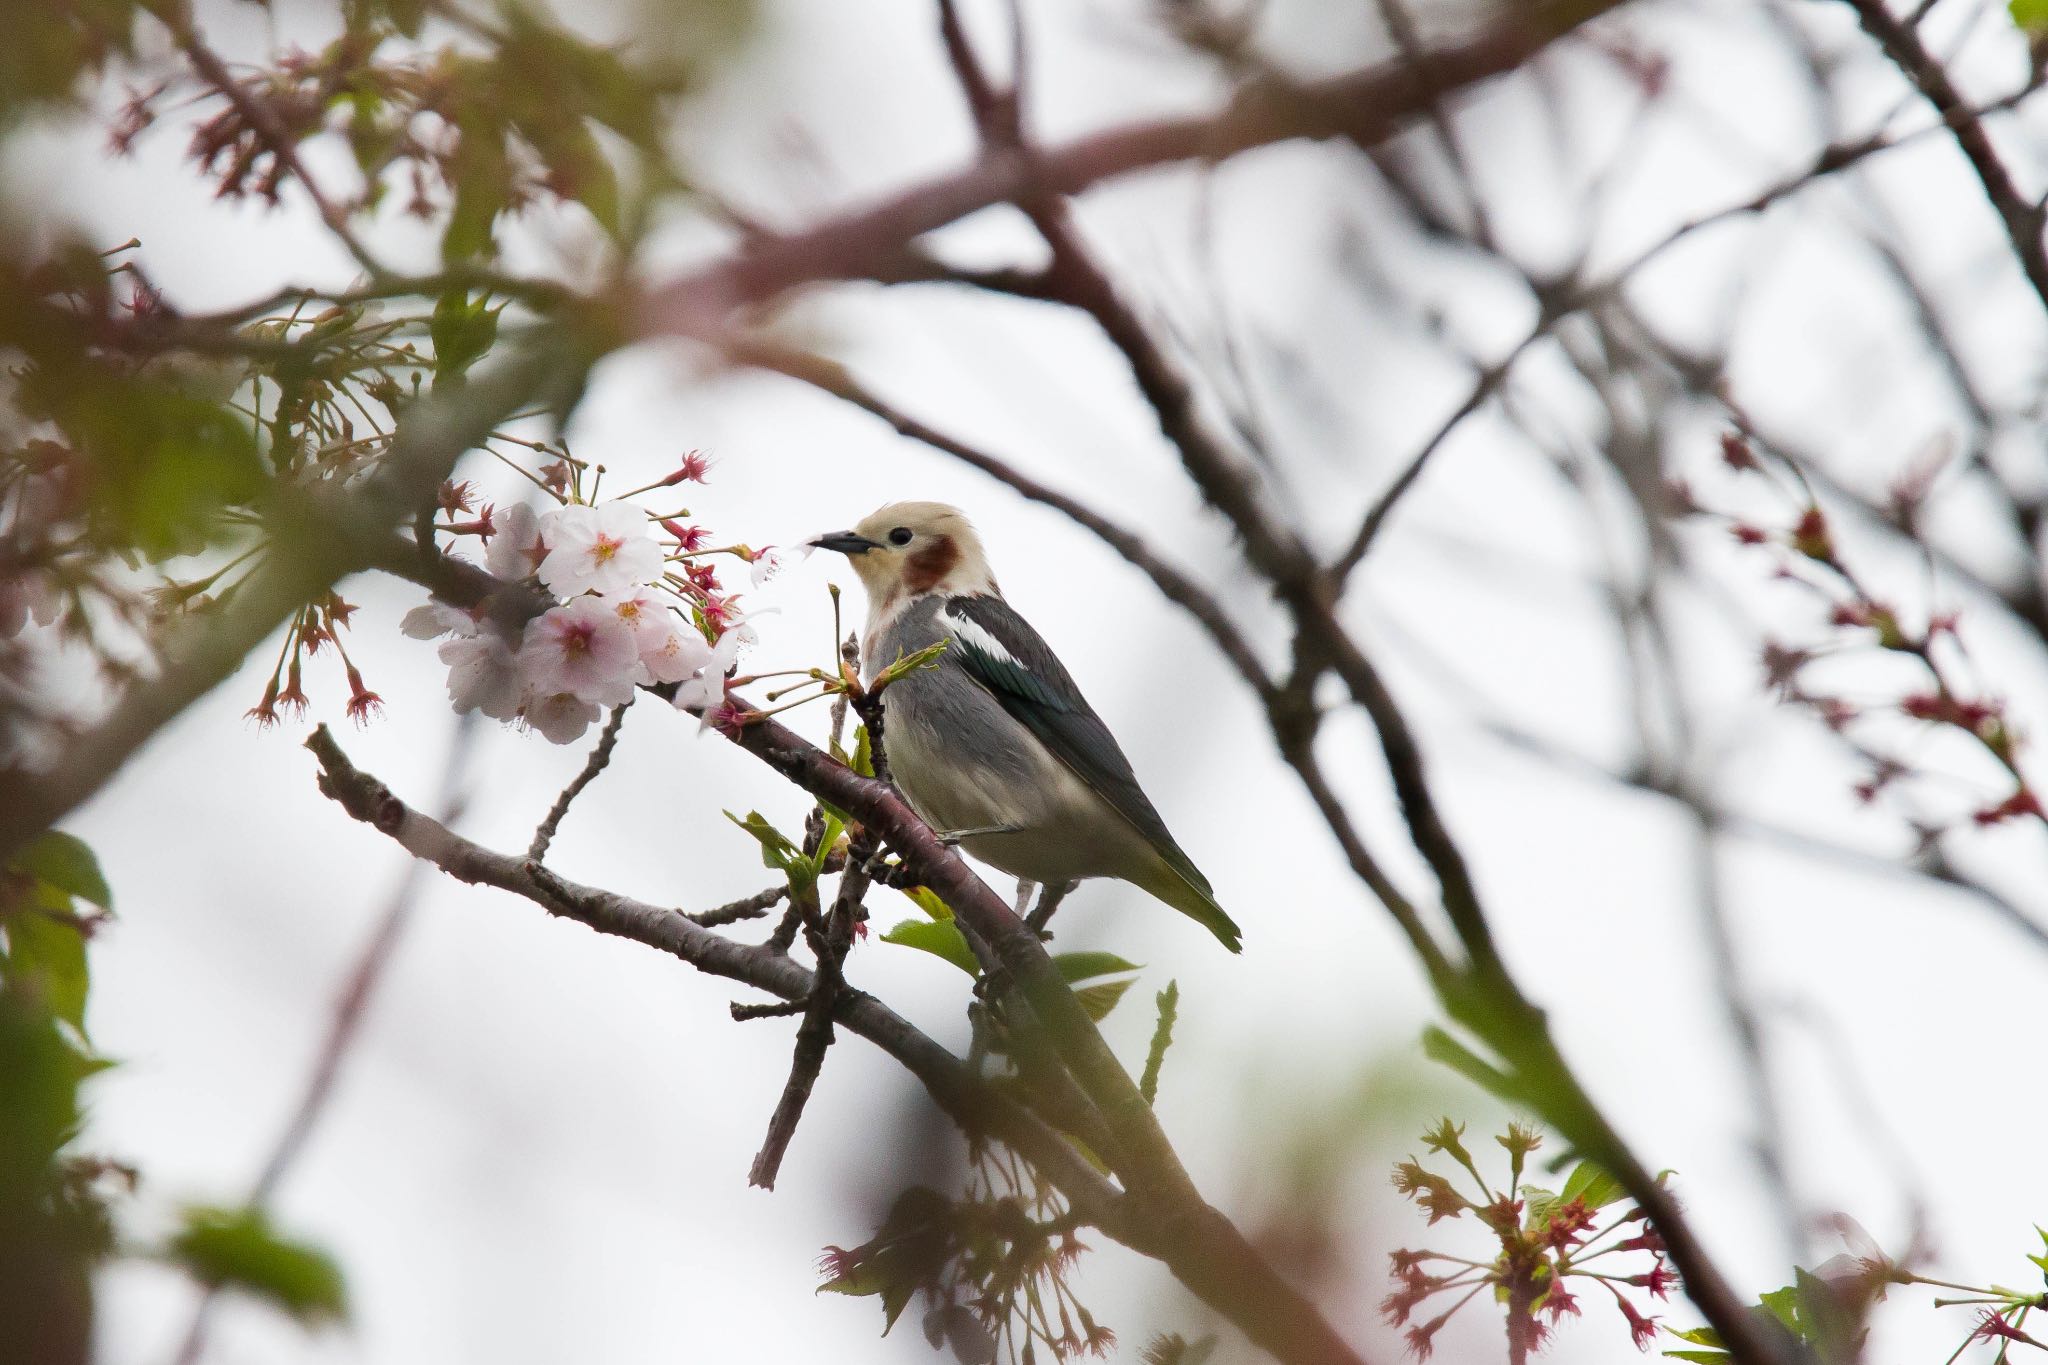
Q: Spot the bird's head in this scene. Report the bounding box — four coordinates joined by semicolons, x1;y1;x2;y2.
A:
810;501;999;611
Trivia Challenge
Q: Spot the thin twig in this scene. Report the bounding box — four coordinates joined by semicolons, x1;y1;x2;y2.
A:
748;833;874;1189
159;4;385;278
1844;0;2048;315
690;885;786;927
303;725;1133;1235
170;718;477;1365
527;700;631;862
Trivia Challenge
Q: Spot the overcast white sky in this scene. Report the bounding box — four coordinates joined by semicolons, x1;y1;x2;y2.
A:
8;0;2048;1361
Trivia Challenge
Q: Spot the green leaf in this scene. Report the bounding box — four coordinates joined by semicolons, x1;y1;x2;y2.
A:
2013;0;2048;33
12;832;111;910
4;908;89;1032
1668;1326;1725;1347
1519;1185;1560;1229
874;641;947;689
440;131;510;262
1139;980;1178;1106
166;1205;347;1326
1757;1284;1802;1335
1074;978;1133;1022
1052;951;1140;984
0;993;83;1197
1420;1025;1522;1102
901;886;952;921
30;371;263;560
724;811;815;891
881;918;979;976
429;290;500;380
1663;1352;1733;1363
1560;1160;1626;1210
851;725;874;778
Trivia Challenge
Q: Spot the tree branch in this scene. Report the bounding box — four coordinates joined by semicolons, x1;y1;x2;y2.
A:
303;725;1132;1235
634;0;1632;341
0;347;560;866
1844;0;2048;316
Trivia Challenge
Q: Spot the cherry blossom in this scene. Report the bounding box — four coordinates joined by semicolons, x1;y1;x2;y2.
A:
537;502;662;598
749;546;791;588
519;597;639;705
0;572;63;636
401;601;478;640
439;631;524;719
486;502;549;581
524;692;600;744
673;627;746;717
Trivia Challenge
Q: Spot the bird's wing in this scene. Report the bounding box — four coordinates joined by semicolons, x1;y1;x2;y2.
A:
935;594;1216;899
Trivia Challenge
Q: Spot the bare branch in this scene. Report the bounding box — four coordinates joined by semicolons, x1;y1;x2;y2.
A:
635;0;1634;340
304;725;1132;1234
733;341;1275;694
0;347;561;866
1844;0;2048;314
528;700;631;863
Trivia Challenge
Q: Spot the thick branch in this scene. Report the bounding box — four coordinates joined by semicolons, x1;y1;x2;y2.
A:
364;543;1373;1365
716;713;1372;1365
303;725;1130;1235
0;349;557;865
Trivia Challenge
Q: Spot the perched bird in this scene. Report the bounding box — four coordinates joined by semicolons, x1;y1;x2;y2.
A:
810;501;1241;952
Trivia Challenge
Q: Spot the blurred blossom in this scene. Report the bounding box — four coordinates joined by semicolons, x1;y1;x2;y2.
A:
438;631;524;720
485;502;549;581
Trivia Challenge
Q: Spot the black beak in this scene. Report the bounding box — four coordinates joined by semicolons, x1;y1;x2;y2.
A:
809;530;880;555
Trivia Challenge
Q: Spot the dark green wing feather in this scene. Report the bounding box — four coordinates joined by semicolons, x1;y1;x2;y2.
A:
937;595;1239;949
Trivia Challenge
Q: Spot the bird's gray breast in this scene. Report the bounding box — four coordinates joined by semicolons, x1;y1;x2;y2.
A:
863;599;1087;852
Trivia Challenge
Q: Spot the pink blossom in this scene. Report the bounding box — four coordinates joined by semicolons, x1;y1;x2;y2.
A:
486;502;550;581
537;502;662;598
595;588;712;685
640;620;716;685
519;598;639;705
439;631;524;719
524;692;599;744
672;627;746;718
401;601;479;640
0;572;63;636
749;546;790;588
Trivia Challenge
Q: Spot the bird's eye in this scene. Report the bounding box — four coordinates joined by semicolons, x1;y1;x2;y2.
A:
888;527;914;546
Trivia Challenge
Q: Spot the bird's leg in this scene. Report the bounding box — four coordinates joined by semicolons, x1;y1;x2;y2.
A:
1025;881;1076;937
1012;878;1038;919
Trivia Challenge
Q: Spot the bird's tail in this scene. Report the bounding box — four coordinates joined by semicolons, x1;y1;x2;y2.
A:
1138;851;1243;953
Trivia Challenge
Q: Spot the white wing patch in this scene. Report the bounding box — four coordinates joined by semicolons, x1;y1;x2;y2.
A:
937;606;1018;667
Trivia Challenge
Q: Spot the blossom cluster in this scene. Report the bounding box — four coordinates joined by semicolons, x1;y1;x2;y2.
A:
402;474;779;744
1382;1121;1673;1361
1685;430;2043;837
820;1140;1112;1365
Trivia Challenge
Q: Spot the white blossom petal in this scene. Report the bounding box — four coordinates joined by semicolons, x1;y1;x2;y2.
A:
402;602;478;640
486;502;548;581
438;631;523;719
524;692;599;744
537;502;663;598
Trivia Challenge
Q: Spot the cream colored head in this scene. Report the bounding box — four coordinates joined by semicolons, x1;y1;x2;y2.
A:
810;501;1000;612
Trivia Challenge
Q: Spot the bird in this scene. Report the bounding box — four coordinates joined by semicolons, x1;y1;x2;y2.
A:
809;501;1241;952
